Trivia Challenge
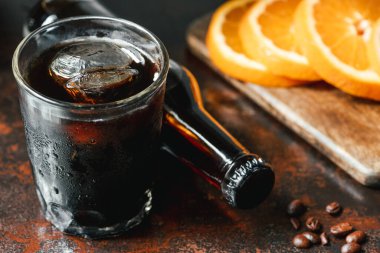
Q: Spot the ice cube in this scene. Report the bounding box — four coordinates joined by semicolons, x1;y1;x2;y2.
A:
49;41;143;103
64;67;139;103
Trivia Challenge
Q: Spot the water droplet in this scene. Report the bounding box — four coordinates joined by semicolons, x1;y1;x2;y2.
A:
53;153;58;159
56;165;64;172
67;172;73;177
39;169;44;177
89;139;96;145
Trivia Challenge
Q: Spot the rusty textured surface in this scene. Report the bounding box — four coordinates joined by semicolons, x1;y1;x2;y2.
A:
0;0;379;252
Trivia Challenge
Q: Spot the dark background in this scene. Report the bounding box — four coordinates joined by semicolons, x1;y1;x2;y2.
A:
0;0;223;61
0;1;379;252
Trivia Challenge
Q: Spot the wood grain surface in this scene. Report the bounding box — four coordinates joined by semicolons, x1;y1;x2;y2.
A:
187;15;380;187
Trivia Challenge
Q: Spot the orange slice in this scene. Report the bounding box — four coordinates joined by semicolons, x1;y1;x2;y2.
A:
294;0;380;101
369;19;380;76
206;0;303;87
240;0;320;81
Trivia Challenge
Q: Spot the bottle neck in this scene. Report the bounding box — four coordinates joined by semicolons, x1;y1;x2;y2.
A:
162;62;274;208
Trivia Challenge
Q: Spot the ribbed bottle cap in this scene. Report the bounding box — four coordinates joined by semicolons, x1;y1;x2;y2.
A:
221;154;275;209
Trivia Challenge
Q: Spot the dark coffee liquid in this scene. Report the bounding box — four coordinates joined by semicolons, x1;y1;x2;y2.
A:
27;40;158;104
23;39;164;238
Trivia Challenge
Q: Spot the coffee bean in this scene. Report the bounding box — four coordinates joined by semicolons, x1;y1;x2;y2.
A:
290;217;301;230
306;216;321;232
341;242;361;253
302;231;320;244
346;231;366;244
330;222;353;237
326;201;342;215
287;199;306;217
320;232;329;246
292;234;311;249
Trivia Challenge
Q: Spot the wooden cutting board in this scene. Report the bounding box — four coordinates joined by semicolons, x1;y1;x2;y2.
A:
186;15;380;187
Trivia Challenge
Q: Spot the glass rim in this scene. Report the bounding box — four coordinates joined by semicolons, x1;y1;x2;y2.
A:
12;16;169;110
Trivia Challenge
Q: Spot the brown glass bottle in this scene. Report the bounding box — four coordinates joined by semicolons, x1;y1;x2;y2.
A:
164;61;274;208
24;0;275;208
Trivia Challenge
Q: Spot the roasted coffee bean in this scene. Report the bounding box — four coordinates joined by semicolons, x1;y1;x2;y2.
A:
320;232;329;246
292;234;311;249
346;231;366;244
302;231;320;244
306;216;321;232
290;217;301;230
287;199;306;217
341;242;361;253
326;201;342;215
330;222;353;237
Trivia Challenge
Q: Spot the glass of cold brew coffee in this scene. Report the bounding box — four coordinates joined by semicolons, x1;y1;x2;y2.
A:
12;16;169;238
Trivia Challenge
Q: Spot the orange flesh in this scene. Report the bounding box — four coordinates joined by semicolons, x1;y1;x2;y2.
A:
258;0;302;53
314;0;380;70
222;2;253;54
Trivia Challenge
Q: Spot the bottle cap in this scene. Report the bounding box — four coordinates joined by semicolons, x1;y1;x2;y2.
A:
221;154;275;209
